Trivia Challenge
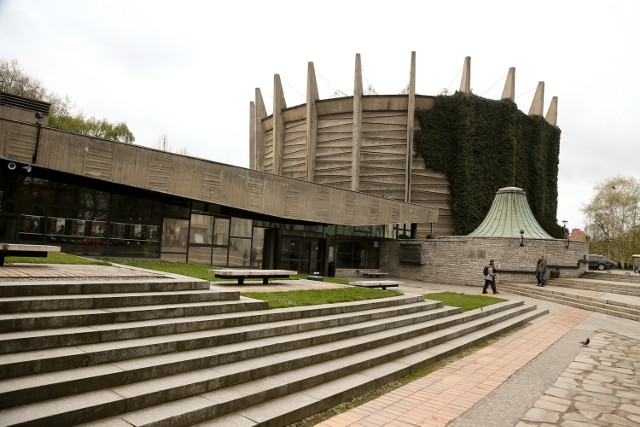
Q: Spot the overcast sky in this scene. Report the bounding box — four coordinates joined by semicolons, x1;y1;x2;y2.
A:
1;0;638;230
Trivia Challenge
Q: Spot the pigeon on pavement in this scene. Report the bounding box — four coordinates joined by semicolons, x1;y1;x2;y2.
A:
580;338;590;346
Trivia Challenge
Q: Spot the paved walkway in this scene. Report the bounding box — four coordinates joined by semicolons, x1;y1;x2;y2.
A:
1;264;639;426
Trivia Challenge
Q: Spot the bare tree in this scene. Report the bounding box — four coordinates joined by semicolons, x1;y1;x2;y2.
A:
583;176;640;268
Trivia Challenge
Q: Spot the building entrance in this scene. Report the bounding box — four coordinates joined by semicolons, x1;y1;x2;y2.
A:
279;238;323;275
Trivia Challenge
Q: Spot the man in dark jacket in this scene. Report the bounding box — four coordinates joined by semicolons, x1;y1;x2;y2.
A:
482;259;499;294
538;255;548;287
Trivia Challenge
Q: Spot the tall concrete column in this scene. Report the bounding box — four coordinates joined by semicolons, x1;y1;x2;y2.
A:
528;82;545;116
546;96;558;126
459;56;471;94
351;53;363;192
273;74;287;175
405;51;416;203
251;88;267;171
501;67;516;101
305;62;319;182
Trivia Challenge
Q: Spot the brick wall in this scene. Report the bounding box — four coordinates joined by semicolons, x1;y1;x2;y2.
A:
380;237;588;287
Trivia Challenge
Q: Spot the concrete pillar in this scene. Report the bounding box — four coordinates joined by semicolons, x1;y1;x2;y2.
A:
405;51;416;203
351;53;363;192
273;74;287;175
305;62;319;182
251;88;267;171
528;82;544;116
459;56;471;94
546;96;558;126
501;67;516;101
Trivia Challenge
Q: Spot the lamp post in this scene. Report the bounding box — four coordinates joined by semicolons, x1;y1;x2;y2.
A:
519;229;524;247
562;220;569;248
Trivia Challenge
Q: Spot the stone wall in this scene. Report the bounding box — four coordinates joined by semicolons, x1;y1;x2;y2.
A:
380;237;588;287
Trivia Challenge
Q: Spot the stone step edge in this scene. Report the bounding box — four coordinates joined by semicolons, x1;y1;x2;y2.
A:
0;279;212;297
0;290;242;314
0;297;270;333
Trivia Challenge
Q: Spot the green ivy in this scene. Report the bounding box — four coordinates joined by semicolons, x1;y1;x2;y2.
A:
414;92;563;237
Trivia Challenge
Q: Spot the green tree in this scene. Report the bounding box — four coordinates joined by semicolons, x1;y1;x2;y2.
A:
583;176;640;269
0;59;134;143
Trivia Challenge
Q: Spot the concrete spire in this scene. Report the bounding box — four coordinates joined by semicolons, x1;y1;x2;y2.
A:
528;82;545;116
251;88;267;171
501;67;516;101
272;74;287;175
405;51;416;203
351;53;363;192
306;62;319;181
545;96;558;126
459;56;471;94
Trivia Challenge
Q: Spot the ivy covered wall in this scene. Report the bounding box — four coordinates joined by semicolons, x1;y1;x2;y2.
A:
414;92;563;238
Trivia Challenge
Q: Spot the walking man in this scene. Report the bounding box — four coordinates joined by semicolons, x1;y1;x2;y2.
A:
482;259;499;294
538;255;548;287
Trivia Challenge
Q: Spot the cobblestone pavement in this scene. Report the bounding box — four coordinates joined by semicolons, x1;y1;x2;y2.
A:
516;331;640;426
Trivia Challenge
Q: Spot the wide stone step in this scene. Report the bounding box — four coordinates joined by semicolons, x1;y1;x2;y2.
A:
581;272;640;284
0;289;240;313
0;279;212;297
500;284;640;321
0;303;459;409
0;295;434;377
0;302;545;426
0;298;269;333
550;278;640;296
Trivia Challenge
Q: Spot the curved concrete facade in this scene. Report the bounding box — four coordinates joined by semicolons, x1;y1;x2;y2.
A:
250;52;559;238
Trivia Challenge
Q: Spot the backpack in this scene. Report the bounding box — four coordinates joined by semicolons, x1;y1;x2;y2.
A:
483;266;488;276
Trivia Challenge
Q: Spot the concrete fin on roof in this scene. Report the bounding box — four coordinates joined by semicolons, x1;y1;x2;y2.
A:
467;187;553;239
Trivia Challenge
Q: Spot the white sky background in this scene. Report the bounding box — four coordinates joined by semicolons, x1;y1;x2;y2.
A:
1;0;638;230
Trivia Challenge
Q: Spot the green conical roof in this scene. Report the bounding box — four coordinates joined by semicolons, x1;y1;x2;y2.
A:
467;187;553;239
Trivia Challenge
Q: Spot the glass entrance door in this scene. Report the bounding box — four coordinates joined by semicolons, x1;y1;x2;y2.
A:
280;238;322;275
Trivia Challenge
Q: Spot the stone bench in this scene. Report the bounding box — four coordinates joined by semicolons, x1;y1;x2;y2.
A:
362;271;389;278
0;243;61;266
350;280;401;290
209;269;297;285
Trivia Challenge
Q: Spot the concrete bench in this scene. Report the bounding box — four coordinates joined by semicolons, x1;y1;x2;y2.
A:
0;243;61;266
209;269;297;285
362;272;389;278
350;280;401;290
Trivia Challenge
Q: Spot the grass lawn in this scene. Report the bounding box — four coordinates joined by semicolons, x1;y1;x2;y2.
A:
424;292;505;311
242;288;402;309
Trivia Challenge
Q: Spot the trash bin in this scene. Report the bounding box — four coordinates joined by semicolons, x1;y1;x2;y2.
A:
328;260;336;277
550;268;560;279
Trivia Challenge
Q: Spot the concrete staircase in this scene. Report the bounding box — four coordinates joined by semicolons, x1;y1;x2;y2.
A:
499;280;640;321
581;271;640;285
0;277;547;426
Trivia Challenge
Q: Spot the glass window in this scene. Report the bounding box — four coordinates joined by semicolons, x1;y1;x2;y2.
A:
161;218;189;254
189;214;213;244
230;218;252;238
213;217;230;246
212;247;228;267
228;237;252;267
251;227;265;268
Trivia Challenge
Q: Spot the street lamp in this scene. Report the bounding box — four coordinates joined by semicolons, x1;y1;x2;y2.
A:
562;220;569;248
519;229;525;247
